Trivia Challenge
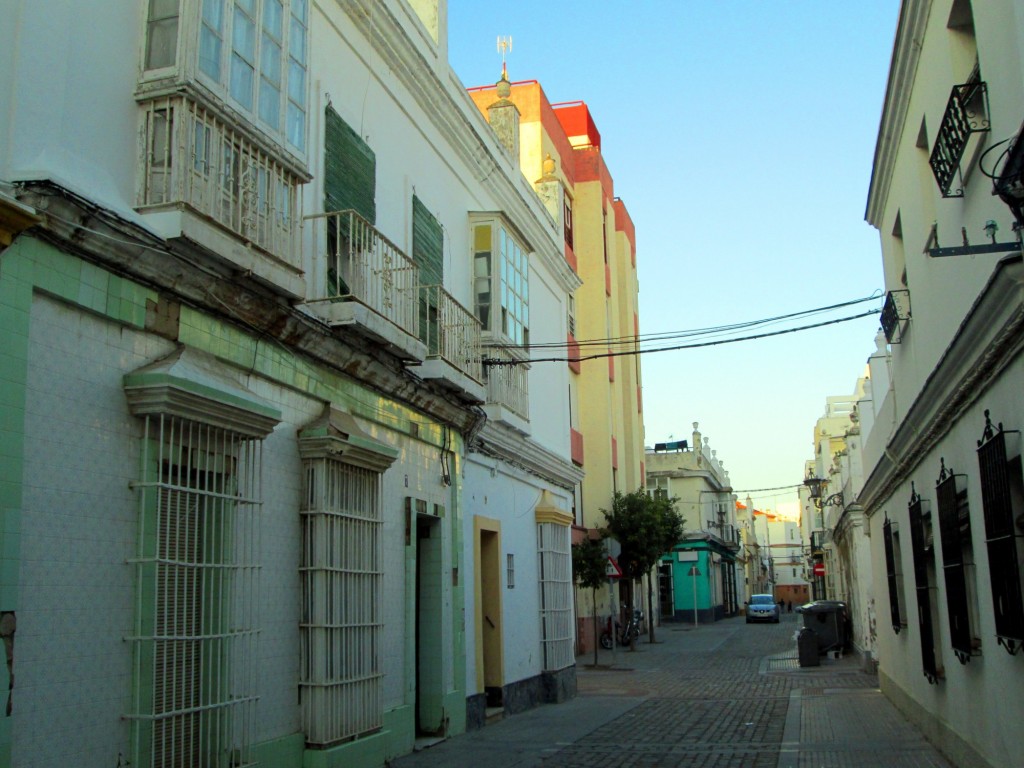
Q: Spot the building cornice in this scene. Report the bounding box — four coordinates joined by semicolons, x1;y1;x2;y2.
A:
860;254;1024;513
472;424;584;490
20;182;488;440
865;0;932;228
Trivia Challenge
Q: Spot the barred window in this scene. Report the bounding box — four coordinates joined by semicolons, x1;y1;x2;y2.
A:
976;410;1024;654
127;414;263;768
935;461;979;663
882;515;907;633
908;486;942;683
300;459;383;746
538;522;573;671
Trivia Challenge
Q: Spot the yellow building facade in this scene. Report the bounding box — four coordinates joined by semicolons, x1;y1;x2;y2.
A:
469;78;645;650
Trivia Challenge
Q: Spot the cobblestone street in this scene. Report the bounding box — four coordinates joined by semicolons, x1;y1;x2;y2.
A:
391;615;955;768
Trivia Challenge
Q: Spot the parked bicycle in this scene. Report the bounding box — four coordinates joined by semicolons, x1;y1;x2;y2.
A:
599;607;643;649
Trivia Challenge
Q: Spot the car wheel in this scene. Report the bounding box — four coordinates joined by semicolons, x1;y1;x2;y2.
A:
774;616;780;623
746;618;751;624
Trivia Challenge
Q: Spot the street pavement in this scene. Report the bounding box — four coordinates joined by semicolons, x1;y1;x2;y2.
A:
390;613;956;768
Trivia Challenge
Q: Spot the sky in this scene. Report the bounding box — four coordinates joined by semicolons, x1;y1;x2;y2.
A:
447;1;901;515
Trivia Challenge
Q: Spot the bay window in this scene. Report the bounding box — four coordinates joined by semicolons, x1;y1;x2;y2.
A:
472;216;530;347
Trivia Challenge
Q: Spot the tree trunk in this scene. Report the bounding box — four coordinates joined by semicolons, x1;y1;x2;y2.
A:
647;570;657;643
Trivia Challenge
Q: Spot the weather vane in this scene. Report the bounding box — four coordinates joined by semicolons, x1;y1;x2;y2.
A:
497;35;512;80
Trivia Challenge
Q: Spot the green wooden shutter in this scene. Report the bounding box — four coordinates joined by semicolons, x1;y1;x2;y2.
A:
324;106;376;223
412;196;443;285
412;196;443;351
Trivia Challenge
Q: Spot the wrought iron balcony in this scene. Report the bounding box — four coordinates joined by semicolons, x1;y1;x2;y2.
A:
810;530;825;555
418;284;484;388
137;94;304;294
304;209;423;359
929;79;990;198
483;345;530;423
880;289;911;344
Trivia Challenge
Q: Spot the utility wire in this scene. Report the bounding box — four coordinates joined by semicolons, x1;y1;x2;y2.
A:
522;293;882;351
485;308;880;366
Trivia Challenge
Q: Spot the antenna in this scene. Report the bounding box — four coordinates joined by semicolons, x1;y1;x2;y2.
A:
497;35;512;79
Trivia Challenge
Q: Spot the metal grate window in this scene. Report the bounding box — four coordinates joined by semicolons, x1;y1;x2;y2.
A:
127;414;262;768
977;411;1024;654
537;523;573;672
908;486;942;684
936;461;977;663
882;515;906;633
300;458;382;746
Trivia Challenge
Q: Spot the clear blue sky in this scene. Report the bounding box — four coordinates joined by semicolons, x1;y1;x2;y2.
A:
448;2;901;513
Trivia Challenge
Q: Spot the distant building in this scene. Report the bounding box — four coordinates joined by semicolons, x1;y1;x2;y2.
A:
646;424;741;623
861;0;1024;765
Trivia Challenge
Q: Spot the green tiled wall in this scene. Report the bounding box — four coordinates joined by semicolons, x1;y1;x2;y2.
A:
0;235;468;767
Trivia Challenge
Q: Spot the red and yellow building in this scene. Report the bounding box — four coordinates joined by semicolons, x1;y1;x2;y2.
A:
469;78;645;652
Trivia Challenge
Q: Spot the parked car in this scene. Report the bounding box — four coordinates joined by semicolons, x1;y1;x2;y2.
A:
745;594;781;624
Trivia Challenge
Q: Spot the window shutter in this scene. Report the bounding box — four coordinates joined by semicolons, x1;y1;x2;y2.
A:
412;196;443;350
324;106;376;222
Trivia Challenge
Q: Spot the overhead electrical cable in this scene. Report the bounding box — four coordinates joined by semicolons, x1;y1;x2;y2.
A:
517;292;882;352
484;308;880;366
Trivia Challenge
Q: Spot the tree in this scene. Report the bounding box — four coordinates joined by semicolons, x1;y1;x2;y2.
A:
572;534;608;667
602;489;684;645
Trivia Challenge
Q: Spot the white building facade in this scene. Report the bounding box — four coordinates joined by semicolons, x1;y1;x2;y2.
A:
0;1;578;766
862;1;1024;766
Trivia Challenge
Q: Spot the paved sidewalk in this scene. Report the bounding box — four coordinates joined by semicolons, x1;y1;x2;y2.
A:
390;616;955;767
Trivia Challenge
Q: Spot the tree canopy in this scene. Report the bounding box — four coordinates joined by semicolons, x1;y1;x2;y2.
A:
603;489;684;583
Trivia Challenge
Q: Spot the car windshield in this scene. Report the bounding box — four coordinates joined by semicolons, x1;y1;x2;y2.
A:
750;595;774;605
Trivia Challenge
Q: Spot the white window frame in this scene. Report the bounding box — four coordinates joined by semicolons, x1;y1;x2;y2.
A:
141;0;309;155
471;214;531;347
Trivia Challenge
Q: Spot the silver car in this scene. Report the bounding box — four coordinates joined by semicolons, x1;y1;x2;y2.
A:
745;594;781;624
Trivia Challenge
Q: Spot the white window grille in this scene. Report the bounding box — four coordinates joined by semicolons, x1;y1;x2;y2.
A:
538;522;573;671
138;94;301;267
127;414;262;768
483;345;530;420
300;459;383;746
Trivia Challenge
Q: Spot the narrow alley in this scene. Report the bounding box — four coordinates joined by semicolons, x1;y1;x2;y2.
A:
392;614;954;768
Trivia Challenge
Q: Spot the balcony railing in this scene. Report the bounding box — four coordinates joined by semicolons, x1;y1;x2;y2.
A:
137;94;301;268
881;289;910;344
305;209;420;340
810;530;825;554
419;284;483;384
929;79;990;198
483;345;529;421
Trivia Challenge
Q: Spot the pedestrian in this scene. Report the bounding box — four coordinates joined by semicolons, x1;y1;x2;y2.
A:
787;601;793;613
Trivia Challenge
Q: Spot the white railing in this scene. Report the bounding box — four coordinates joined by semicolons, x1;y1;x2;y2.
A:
484;345;529;420
137;94;301;268
420;285;483;384
305;210;420;339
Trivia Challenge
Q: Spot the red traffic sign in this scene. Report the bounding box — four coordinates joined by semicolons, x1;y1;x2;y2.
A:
813;562;826;577
605;556;623;578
